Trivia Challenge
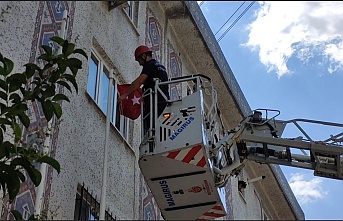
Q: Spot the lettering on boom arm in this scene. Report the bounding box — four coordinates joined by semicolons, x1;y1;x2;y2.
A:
169;116;195;141
159;180;176;206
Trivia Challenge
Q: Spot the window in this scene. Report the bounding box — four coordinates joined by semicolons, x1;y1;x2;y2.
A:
87;50;130;140
123;1;138;27
124;1;133;18
74;183;116;220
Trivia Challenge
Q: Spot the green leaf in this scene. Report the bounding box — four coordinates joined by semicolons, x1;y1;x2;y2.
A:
18;113;30;128
12;121;22;141
0;66;4;76
63;43;75;57
9;93;21;104
31;167;42;186
37;54;51;62
0;117;12;125
41;84;56;100
51;101;62;119
24;63;40;79
56;80;72;93
8;103;28;116
50;36;64;45
0;165;20;201
62;74;78;93
3;57;14;76
10;210;23;220
24;63;40;71
0;177;7;196
15;170;26;182
0;141;8;159
73;49;88;59
7;73;26;85
0;130;3;146
69;66;78;76
0;91;7;100
52;93;70;102
57;62;67;73
42;63;53;72
11;157;41;186
41;45;53;55
8;80;22;93
64;58;82;69
41;100;53;122
6;73;26;92
1;141;13;158
36;155;61;173
48;69;61;83
0;79;8;91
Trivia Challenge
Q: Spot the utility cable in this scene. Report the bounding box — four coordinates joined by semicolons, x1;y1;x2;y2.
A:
217;1;256;42
199;1;205;7
214;1;246;36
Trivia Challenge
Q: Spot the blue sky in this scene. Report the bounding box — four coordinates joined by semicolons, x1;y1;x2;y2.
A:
198;1;343;220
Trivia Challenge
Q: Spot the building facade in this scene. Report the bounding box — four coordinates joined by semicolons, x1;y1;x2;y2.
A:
0;1;304;220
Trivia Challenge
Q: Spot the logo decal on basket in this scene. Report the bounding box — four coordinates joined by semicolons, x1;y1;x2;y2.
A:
188;186;203;193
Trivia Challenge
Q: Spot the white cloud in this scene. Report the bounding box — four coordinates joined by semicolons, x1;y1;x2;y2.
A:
243;1;343;78
288;173;328;205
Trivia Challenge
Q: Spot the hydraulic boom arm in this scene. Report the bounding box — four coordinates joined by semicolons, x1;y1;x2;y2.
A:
210;109;343;187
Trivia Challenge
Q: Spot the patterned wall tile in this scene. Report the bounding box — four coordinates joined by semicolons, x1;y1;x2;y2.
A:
167;41;182;100
0;1;75;220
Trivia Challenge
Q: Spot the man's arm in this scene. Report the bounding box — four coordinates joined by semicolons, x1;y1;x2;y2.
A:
118;74;148;101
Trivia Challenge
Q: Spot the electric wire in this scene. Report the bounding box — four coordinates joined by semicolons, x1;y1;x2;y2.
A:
214;1;246;36
199;1;205;7
217;1;256;42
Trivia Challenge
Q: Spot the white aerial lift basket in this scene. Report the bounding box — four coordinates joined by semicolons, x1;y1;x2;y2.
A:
139;75;227;220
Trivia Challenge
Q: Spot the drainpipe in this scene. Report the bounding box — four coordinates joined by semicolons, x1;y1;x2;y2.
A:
33;9;68;217
100;69;115;220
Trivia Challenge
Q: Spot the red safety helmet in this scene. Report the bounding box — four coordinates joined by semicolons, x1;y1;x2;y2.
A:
134;45;152;59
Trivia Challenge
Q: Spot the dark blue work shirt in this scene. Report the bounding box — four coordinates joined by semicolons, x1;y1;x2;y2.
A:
141;59;170;104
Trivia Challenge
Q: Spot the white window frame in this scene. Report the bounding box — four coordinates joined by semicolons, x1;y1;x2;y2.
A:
124;1;133;18
87;49;130;140
122;1;138;27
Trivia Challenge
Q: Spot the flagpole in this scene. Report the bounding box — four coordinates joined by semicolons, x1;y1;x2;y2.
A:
100;69;114;220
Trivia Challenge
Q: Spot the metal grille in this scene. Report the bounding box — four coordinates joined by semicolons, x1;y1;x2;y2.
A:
74;183;116;220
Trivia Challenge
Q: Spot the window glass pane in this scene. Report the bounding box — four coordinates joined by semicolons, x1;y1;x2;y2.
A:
99;66;110;113
110;84;115;123
125;1;133;18
87;54;98;100
123;118;128;139
115;102;121;130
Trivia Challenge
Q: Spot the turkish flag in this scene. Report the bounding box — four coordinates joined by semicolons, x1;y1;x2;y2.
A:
117;84;142;120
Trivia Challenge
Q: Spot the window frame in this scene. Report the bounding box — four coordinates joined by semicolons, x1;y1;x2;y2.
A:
87;49;130;140
122;1;138;27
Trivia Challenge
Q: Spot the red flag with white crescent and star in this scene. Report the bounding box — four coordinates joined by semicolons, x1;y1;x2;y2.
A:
117;84;142;120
